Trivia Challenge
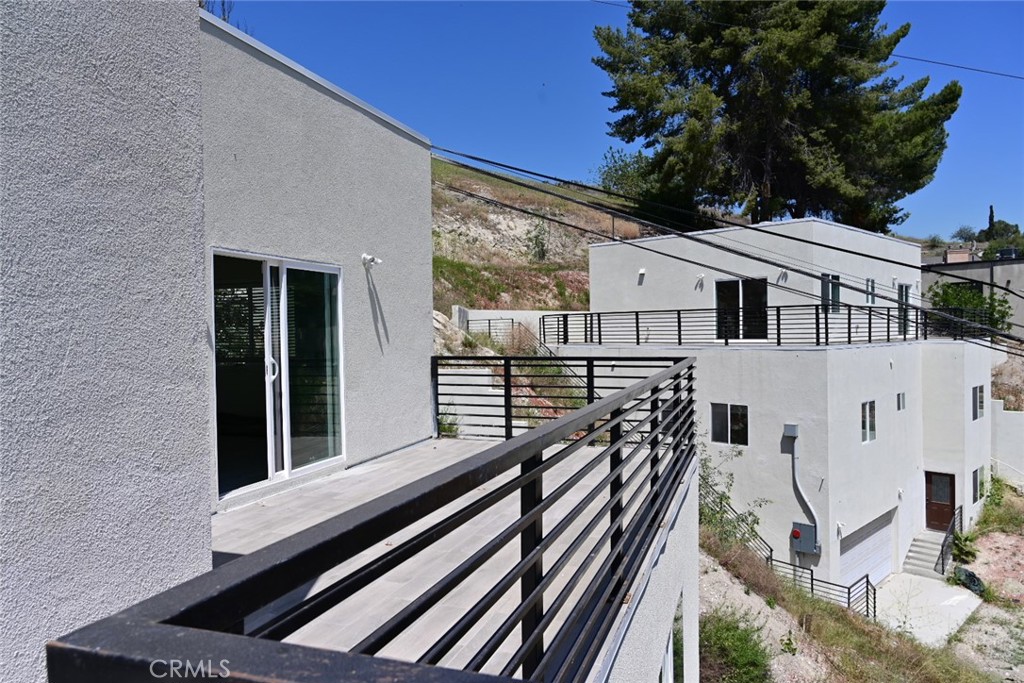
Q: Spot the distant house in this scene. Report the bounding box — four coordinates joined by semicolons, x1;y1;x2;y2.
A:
533;218;1022;588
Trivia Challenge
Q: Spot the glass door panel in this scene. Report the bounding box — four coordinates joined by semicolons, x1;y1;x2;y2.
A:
214;255;270;495
285;268;341;469
716;280;740;340
741;278;768;339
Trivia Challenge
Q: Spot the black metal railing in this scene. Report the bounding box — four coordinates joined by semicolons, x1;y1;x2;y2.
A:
936;505;964;575
49;360;697;683
699;475;876;619
540;303;994;347
432;356;680;440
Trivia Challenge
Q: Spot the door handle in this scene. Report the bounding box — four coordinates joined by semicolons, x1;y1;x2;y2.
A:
266;357;279;382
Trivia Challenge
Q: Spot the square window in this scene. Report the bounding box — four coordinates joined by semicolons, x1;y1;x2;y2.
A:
896;392;906;411
861;400;876;443
711;403;748;446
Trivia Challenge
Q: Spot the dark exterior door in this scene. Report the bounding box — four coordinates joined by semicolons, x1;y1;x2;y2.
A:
741;278;768;339
925;472;955;531
716;280;740;340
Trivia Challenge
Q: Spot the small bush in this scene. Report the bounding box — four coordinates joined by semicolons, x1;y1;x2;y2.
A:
951;530;979;564
437;406;459;437
699;609;772;683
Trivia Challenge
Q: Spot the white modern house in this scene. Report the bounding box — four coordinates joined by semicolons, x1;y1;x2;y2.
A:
3;5;699;683
523;218;1014;588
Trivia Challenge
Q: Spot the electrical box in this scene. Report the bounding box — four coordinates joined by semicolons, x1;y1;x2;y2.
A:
783;423;799;439
790;522;819;555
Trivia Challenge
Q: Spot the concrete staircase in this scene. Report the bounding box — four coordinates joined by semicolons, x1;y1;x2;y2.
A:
902;529;948;578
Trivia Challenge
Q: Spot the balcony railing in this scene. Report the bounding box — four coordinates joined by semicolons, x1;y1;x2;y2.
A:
540;304;994;347
432;355;680;440
49;359;696;683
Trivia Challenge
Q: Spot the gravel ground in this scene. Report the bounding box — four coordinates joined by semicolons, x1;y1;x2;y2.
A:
698;552;836;683
950;525;1024;681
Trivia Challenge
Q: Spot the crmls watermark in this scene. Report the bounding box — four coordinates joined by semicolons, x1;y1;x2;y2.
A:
149;659;230;678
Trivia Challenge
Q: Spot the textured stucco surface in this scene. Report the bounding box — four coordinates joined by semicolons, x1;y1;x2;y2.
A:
1;3;211;682
200;18;433;484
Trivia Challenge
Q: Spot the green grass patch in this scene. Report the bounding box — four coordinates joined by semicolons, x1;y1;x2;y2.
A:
699;608;772;683
977;476;1024;535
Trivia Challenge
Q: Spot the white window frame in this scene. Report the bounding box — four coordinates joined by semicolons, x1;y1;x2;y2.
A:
896;392;906;411
210;247;348;498
861;400;876;443
865;278;876;305
822;273;841;313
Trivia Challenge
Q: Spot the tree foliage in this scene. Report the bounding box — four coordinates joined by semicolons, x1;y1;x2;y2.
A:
926;281;1012;332
596;147;656;198
594;1;962;232
950;225;978;243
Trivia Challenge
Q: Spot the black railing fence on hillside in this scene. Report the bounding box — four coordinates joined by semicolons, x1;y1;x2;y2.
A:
51;360;697;683
936;505;964;575
540;303;994;347
698;474;876;620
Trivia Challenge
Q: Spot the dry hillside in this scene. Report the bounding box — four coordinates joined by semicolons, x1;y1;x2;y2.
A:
431;158;645;314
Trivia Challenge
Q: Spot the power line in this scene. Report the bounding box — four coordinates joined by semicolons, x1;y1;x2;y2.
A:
436;179;1024;360
589;0;1024;81
433;146;1024;304
434;151;1015;334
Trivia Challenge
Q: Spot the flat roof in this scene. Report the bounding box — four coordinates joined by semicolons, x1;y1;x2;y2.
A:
590;217;922;250
200;11;430;148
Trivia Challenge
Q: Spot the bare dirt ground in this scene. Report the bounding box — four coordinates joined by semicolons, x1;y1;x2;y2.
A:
993;343;1024;411
698;552;837;683
950;498;1024;680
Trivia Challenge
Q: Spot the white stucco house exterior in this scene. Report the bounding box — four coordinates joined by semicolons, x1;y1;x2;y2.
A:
4;6;698;683
529;218;1014;587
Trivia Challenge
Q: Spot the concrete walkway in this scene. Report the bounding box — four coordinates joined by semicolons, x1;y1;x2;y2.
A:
875;572;982;646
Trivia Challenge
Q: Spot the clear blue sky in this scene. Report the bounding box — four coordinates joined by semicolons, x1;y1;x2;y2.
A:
230;1;1023;239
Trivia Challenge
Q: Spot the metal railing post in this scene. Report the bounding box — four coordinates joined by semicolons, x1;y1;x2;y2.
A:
503;358;513;440
815;305;821;345
649;390;662;490
776;307;782;346
868;308;873;343
677;309;683;346
430;357;440;437
847;305;852;344
610;407;624;552
561;313;568;345
597;312;603;345
887;309;891;342
520;449;544;678
923;310;928;340
824;306;830;345
635;311;641;345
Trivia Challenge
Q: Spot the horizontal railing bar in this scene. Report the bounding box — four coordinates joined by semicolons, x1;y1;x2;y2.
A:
353;385;689;655
531;435;696;682
474;413;693;674
424;405;693;666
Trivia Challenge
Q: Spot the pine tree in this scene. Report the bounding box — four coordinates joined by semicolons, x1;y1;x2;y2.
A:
594;1;962;232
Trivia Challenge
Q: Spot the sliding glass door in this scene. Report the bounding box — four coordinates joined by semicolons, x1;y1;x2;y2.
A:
214;254;343;496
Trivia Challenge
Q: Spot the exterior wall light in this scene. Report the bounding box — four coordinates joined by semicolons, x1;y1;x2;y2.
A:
361;253;383;269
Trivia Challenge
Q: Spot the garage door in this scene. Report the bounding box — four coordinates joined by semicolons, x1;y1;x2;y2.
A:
840;510;894;586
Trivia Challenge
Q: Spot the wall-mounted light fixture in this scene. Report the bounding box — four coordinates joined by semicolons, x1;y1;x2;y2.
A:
362;253;383;269
637;267;646;286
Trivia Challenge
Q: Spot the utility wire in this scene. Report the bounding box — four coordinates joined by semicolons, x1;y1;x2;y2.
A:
435;152;1024;344
433;146;1024;303
589;0;1024;81
436;180;1024;360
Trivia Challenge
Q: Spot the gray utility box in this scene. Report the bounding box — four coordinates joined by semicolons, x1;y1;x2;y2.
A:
790;522;820;555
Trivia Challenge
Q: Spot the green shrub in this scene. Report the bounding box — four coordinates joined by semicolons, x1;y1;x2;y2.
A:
951;530;978;564
699;609;771;683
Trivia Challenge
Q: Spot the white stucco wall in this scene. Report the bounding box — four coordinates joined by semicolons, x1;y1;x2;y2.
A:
825;343;924;581
921;341;992;529
1;3;210;682
589;218;922;314
992;400;1024;488
556;340;989;583
200;16;433;482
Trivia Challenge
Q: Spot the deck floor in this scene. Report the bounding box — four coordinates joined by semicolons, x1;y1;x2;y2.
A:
212;436;635;677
